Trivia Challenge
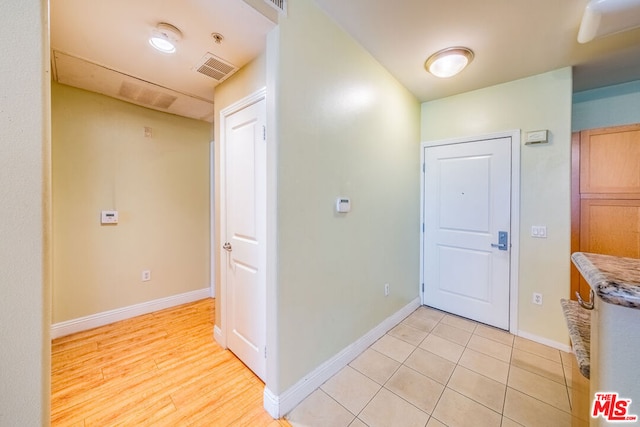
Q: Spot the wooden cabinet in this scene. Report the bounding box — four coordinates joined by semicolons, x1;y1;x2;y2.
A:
580;126;640;194
571;124;640;301
580;199;640;258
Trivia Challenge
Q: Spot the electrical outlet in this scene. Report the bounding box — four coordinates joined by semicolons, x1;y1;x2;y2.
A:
142;270;151;282
532;292;543;305
384;283;390;297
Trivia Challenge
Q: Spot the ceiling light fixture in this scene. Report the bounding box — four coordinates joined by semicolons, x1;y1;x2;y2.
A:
149;23;182;54
425;47;474;78
577;0;640;43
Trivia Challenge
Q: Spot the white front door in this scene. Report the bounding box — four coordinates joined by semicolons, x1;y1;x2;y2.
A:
423;136;512;329
221;93;266;380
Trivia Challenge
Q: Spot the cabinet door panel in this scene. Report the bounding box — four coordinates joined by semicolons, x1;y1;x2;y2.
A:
580;199;640;258
580;125;640;195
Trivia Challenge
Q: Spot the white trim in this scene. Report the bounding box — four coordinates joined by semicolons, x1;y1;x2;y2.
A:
420;130;521;335
517;330;572;353
214;325;224;348
210;140;216;298
263;297;421;418
419;147;426;305
50;288;211;339
218;87;267;357
220;88;267;119
263;387;281;420
509;131;521;334
265;28;279;393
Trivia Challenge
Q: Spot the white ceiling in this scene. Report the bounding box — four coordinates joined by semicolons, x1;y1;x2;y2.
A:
51;0;640;119
50;0;276;121
313;0;640;101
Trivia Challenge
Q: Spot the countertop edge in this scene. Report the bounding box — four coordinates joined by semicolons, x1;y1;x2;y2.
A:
571;252;640;309
560;299;590;379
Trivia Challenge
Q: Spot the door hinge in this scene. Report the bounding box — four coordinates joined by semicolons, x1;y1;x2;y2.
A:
264;346;267;358
422;283;424;292
422;223;424;233
262;125;266;141
422;163;425;173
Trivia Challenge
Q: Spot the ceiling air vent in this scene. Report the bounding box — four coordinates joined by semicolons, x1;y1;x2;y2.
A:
195;53;238;82
118;81;177;109
265;0;286;13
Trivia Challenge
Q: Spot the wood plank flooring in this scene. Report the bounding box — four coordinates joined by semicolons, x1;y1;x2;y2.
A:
51;298;290;426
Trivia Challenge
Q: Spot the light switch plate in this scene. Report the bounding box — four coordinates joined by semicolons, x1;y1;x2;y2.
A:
531;225;547;238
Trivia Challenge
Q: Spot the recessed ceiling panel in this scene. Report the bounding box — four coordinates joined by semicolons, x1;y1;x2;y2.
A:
53;51;214;122
50;0;276;108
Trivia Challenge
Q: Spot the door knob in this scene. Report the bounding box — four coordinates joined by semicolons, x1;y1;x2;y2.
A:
223;242;232;252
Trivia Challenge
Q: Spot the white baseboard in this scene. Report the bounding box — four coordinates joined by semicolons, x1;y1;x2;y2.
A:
51;288;211;339
263;297;421;419
517;329;571;353
214;325;225;348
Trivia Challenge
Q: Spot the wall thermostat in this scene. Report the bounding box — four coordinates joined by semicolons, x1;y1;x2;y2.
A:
336;197;351;213
101;210;119;224
525;130;549;145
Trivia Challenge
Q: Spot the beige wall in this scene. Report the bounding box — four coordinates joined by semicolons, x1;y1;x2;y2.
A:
272;0;421;392
52;82;211;323
212;53;267;327
0;0;50;424
421;68;573;346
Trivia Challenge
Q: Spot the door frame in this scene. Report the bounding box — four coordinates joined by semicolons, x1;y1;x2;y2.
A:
420;130;521;334
210;139;216;299
216;87;267;349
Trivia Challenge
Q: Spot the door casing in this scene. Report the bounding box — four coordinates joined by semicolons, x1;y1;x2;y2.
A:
420;130;521;334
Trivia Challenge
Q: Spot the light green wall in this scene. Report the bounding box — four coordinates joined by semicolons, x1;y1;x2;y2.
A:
572;80;640;131
272;0;421;392
0;0;50;424
213;53;267;327
421;68;573;346
52;82;211;323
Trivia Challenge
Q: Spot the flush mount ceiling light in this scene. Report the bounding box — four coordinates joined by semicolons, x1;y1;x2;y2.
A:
149;23;182;53
577;0;640;43
425;47;474;78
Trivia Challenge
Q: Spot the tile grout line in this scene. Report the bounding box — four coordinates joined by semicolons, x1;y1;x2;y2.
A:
423;314;456;425
503;343;514;423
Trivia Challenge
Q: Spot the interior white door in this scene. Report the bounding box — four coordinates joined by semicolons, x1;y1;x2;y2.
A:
222;96;266;380
423;137;511;329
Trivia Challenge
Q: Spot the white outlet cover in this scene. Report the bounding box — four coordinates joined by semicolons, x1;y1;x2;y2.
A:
532;293;543;305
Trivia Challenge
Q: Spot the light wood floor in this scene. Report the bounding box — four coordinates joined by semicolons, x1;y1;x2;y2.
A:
51;298;291;426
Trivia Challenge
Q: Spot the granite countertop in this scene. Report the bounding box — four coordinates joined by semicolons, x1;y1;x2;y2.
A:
560;299;590;379
572;252;640;309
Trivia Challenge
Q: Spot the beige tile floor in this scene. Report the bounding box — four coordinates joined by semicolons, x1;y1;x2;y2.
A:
286;306;586;427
